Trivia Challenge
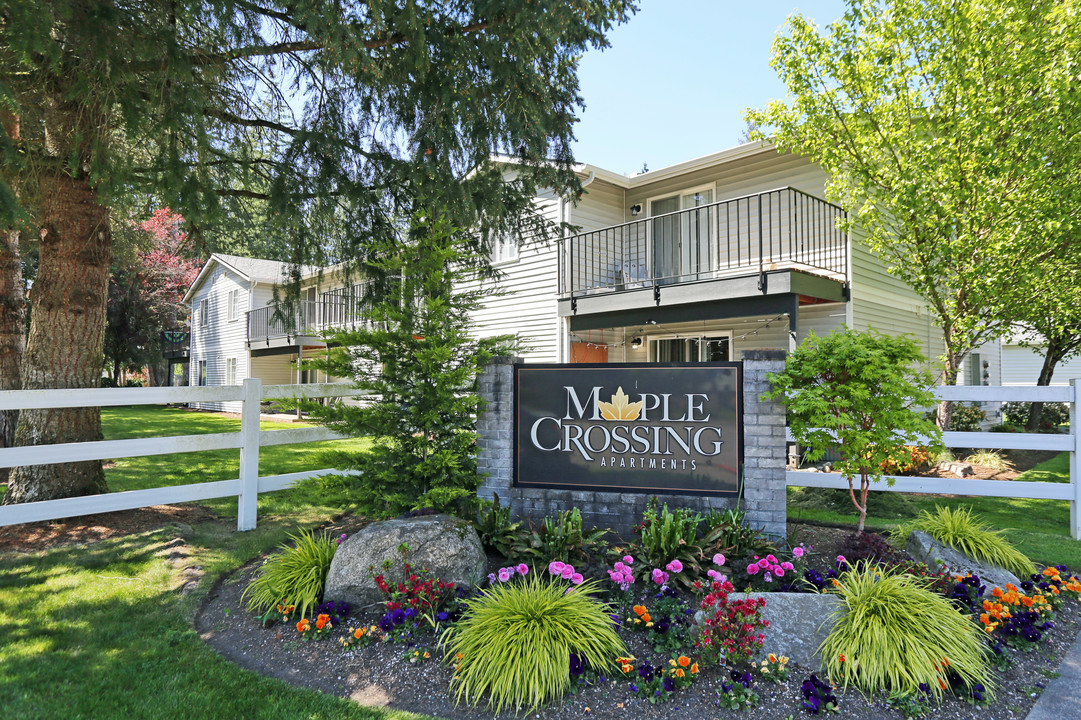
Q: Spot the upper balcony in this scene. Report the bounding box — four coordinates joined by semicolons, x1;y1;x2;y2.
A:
161;331;190;359
557;187;849;322
247;284;373;348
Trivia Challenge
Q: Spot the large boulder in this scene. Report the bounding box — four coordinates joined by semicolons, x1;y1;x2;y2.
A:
727;592;841;669
906;529;1023;589
324;514;486;610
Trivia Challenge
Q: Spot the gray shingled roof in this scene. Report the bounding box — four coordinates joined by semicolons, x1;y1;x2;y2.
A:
213;253;319;284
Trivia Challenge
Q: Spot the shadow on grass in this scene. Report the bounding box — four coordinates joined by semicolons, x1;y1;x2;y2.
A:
0;528;429;720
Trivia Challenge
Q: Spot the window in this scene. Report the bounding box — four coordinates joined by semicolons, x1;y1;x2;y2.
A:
199;298;209;327
492;233;519;264
225;357;237;385
227;290;239;322
969;353;983;386
648;334;731;362
649;184;715;283
198;360;207;386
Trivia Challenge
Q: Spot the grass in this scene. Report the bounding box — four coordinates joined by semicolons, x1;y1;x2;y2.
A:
0;406;434;720
1015;451;1072;484
787;487;1081;569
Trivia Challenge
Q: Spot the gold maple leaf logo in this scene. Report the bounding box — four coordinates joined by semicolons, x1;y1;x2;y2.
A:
598;386;643;421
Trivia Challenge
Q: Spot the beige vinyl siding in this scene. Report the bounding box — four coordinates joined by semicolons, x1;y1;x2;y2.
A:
250;354;299;385
189;263;250;412
567;180;631;293
460;188;563;362
847;226;944;365
1001;345;1081;386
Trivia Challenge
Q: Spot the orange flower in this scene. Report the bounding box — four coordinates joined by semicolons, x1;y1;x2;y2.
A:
675;668;686;678
1022;596;1035;608
296;619;310;633
992;587;1004;598
632;605;647;616
353;628;365;639
678;656;691;667
838;654;846;663
938;678;947;690
767;653;777;663
621;663;633;673
315;613;330;630
691;663;699;674
641;613;651;623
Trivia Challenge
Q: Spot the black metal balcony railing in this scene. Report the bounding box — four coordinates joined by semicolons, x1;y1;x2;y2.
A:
247;284;375;343
160;331;190;358
558;187;847;297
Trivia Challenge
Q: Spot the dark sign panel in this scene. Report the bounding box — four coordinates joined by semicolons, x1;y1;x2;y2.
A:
514;363;742;495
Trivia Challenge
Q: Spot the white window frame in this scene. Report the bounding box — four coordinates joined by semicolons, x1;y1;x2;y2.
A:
491;232;520;266
644;182;717;219
199;298;209;327
646;331;733;362
227;290;239;322
197;360;207;386
225;357;237;385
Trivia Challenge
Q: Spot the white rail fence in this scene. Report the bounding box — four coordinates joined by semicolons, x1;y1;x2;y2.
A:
786;380;1081;539
0;379;359;531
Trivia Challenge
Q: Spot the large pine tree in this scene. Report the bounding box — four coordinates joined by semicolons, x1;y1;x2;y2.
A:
0;0;635;502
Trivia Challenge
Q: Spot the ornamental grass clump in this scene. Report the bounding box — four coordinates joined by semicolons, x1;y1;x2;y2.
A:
820;564;992;700
242;530;338;619
891;506;1036;578
442;573;626;713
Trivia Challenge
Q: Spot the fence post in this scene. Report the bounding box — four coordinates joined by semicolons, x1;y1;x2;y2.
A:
237;377;262;531
1072;378;1080;541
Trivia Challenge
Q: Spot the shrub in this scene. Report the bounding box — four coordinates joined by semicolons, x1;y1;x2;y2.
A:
880;445;932;474
820;564;993;699
963;450;1009;471
948;403;986;432
473;493;522;557
507;508;608;568
242;530;338;618
443;574;626;712
890;506;1036;578
1002;401;1069;429
703;507;776;559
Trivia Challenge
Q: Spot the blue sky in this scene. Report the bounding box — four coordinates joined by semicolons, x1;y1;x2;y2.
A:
570;0;849;174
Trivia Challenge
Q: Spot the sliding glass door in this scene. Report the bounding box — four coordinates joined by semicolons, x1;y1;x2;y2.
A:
650;188;713;284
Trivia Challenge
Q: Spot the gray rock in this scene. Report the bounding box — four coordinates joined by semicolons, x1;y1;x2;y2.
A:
324;514;486;610
905;529;1022;589
694;592;841;670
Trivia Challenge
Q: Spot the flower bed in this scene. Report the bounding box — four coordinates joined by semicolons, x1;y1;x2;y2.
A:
201;510;1081;720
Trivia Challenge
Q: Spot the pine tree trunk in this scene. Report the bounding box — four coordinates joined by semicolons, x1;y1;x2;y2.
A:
3;172;110;504
0;228;24;485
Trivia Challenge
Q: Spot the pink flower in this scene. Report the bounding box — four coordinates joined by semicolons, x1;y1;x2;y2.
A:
613;562;626;572
772;566;785;578
548;561;565;575
517;563;529;576
570;573;584;585
781;562;794;571
623;555;634;565
713;553;726;566
651;569;669;585
561;565;575;580
766;554;777;564
666;559;683;574
746;563;760;575
498;568;512;583
757;558;770;570
836;555;847;564
792;546;805;559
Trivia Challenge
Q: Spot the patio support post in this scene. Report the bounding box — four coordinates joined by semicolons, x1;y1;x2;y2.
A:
237;377;262;531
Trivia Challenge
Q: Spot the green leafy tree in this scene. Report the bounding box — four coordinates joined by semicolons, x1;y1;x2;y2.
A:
305;212;514;516
0;0;634;503
746;0;1081;429
763;328;942;533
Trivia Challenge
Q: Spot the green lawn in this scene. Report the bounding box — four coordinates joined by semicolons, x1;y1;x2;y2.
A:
0;406;433;720
788;451;1081;568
